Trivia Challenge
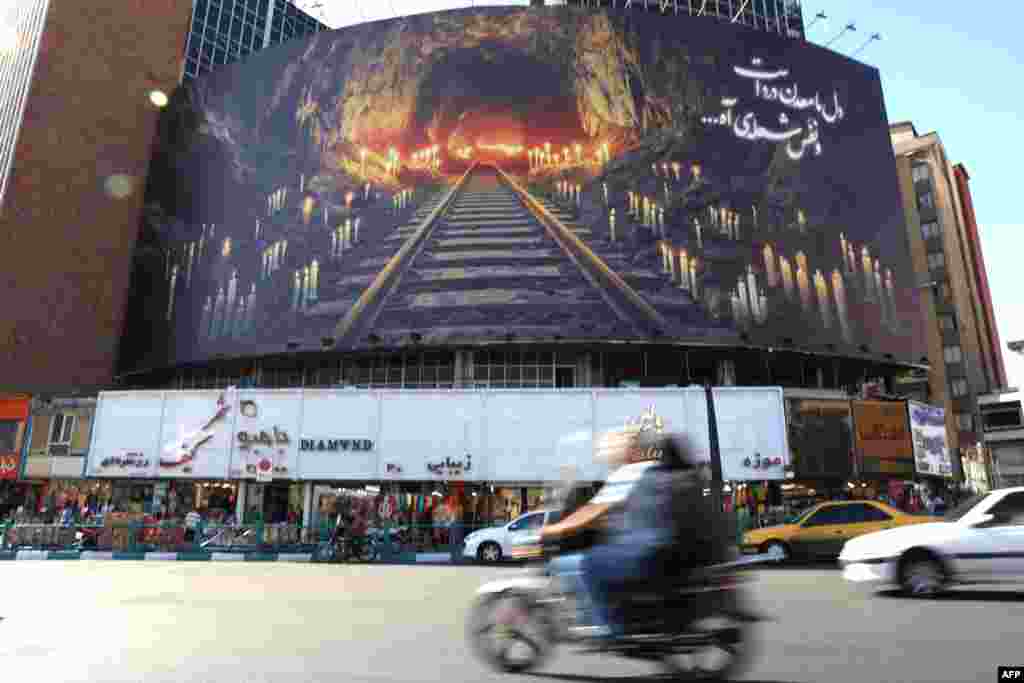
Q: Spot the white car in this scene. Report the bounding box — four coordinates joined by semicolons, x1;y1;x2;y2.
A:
839;486;1024;596
462;509;562;564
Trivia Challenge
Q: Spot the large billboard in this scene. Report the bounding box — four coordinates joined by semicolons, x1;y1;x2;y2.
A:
852;400;914;478
908;401;953;478
121;6;924;373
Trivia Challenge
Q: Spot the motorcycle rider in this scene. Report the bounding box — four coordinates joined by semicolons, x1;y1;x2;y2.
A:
540;429;729;641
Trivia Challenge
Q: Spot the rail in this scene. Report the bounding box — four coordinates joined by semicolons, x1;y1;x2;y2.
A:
333;163;479;346
333;163;669;347
496;165;670;335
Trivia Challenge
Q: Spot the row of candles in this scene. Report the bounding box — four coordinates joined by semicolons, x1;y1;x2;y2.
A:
290;259;320;312
529;142;612;171
200;274;258;341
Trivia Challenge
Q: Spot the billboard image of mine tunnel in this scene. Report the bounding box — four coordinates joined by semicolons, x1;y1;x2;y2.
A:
121;6;926;373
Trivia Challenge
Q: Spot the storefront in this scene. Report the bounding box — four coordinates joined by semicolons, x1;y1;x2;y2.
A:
0;395;30;517
84;386;792;535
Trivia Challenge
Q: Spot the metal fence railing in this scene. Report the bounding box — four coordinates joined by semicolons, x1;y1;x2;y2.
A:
0;520;501;560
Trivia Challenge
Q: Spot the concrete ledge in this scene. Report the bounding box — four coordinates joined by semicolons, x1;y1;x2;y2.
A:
0;549;460;564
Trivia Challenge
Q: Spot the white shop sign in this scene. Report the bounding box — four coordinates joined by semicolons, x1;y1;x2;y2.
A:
228;390;301;481
713;387;790;481
299;389;380;480
87;391;164;479
377;391;485;481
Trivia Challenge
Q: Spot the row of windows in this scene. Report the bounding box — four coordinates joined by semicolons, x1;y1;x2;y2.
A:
0;0;49;210
563;0;803;38
184;0;324;81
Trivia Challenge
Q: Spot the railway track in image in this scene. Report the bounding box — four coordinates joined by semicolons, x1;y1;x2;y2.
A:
332;163;671;349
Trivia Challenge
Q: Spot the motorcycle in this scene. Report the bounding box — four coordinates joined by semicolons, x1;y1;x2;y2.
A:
466;545;773;679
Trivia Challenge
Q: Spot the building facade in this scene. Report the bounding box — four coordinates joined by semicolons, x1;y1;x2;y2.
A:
0;0;193;396
551;0;804;39
890;122;1007;483
181;0;326;82
978;390;1023;489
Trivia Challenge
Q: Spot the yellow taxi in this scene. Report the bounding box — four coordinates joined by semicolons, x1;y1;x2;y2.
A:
741;500;931;561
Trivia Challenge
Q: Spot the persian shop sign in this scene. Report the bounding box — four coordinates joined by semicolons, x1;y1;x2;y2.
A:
299;438;375;453
0;454;19;480
852;401;912;462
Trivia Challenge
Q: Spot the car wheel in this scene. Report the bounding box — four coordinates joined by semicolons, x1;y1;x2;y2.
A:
762;541;790;562
900;554;946;597
478;542;503;564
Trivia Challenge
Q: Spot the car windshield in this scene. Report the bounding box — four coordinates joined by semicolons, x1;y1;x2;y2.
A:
788;505;819;524
945;494;989;522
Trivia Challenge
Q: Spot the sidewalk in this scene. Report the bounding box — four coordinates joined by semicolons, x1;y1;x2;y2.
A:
0;549;465;563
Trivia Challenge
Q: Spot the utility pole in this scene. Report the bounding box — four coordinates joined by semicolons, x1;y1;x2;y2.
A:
704;383;724;511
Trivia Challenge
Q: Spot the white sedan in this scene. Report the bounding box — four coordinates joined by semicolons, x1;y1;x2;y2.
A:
462;509;562;563
839;487;1024;596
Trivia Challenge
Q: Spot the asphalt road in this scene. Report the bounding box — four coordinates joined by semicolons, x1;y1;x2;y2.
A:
0;561;1018;683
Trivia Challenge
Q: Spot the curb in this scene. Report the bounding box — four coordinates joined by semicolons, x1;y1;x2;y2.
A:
0;550;461;564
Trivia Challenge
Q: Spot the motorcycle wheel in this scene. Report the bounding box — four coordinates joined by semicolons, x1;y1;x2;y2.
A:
659;615;752;681
466;591;554;674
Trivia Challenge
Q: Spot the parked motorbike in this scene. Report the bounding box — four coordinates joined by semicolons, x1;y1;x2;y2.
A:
466;545;771;679
73;526;100;550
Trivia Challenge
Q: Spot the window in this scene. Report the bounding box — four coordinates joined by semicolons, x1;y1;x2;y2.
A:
49;413;76;447
918;192;935;210
951;379;969;397
944;346;963;364
938;315;957;332
956;413;974;431
0;420;19;453
941;282;954;303
911;164;931;183
921;221;941;240
803;505;847;526
509;513;545;532
928;252;946;270
861;505;893;522
987;493;1024;525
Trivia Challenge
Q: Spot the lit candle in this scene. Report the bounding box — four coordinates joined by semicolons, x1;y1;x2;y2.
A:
797;265;812;313
671;162;681;182
746;266;759;320
678;250;689;290
885;270;898;330
346;191;354;210
731;291;743;325
738;279;751;323
814;270;832;329
609;208;616;243
780;255;794;300
353;217;360;244
861;247;875;302
758;290;768;324
832;269;852;342
763;244;777;287
603;182;609;205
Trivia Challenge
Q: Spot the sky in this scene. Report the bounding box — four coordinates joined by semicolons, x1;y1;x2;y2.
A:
297;0;1024;392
